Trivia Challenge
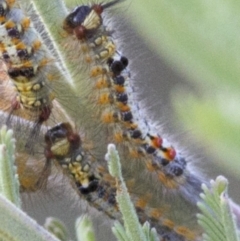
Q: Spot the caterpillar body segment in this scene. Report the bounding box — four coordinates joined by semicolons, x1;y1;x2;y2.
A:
0;5;31;46
0;38;42;65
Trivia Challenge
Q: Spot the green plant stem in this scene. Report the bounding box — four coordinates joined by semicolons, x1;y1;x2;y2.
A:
0;126;20;207
106;144;146;241
0;194;60;241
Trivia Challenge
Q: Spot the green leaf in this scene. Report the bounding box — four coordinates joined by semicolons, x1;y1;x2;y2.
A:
75;215;96;241
44;217;69;241
0;126;20;207
0;194;60;241
106;144;158;241
197;176;240;241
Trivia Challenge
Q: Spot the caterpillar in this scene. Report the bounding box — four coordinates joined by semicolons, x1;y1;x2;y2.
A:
44;122;199;241
62;0;204;207
0;0;77;153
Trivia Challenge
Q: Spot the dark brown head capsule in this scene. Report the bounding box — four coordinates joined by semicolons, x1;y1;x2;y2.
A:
44;123;81;158
63;5;92;38
63;0;123;39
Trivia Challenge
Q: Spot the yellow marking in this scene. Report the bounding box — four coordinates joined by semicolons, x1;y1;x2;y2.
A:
101;112;115;123
69;162;81;175
6;0;15;7
97;50;110;59
114;85;125;93
83;164;89;172
95;77;109;89
113;131;124;143
95;41;116;60
175;226;196;241
16;85;33;93
117;103;130;112
146;160;157;172
98;93;111;104
40;58;52;67
14;81;44;94
83;10;101;30
33;100;41;107
162;219;175;229
11;75;29;83
129;148;142;159
90;66;106;77
5;20;15;28
0;43;5;49
68;162;91;187
90;35;108;47
21;17;31;30
12;38;21;45
16;60;32;68
16;42;26;50
0;16;6;23
158;172;178;189
123;122;137;129
51;139;70;156
149;208;163;219
135;196;150;209
32;83;41;91
32;40;42;51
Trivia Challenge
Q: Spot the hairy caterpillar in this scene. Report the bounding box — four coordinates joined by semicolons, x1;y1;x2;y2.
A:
62;0;204;206
0;0;78;153
44;122;198;241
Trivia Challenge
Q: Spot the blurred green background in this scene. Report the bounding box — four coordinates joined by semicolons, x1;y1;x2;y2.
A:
25;0;240;239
